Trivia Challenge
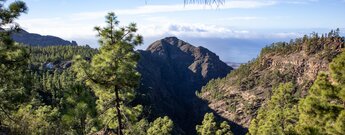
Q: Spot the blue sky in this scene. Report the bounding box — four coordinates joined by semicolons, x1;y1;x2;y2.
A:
10;0;345;62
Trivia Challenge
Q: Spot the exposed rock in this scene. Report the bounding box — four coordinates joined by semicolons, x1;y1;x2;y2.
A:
136;37;232;134
198;35;345;134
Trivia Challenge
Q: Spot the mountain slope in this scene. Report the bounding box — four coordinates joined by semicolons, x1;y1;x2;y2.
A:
198;32;345;133
30;37;233;134
11;30;77;46
136;37;232;134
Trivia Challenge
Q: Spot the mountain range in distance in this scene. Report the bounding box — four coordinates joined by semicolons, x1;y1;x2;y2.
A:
11;29;78;46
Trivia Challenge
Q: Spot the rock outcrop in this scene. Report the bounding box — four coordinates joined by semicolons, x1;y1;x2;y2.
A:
136;37;232;134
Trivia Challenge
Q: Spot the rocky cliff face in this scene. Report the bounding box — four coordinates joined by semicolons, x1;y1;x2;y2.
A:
198;35;345;134
136;37;232;133
11;30;78;46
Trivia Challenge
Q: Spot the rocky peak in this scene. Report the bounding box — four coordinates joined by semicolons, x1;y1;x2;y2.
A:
145;37;231;79
163;36;179;44
137;37;232;134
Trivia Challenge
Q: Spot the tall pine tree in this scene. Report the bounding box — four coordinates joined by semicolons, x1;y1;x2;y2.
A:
0;0;28;128
73;12;143;135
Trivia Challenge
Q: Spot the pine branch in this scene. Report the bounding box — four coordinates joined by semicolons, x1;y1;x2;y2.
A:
184;0;225;5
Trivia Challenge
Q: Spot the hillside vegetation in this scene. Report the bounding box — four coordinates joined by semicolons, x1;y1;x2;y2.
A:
2;0;345;134
0;1;233;134
249;48;345;134
198;29;345;130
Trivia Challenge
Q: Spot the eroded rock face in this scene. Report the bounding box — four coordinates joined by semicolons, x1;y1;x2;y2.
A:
198;36;344;133
137;37;232;133
202;53;335;128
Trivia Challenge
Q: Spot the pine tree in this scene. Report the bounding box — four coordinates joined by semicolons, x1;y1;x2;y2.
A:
61;83;98;135
147;116;174;135
296;51;345;135
73;12;143;135
216;121;232;135
248;83;298;135
0;0;28;127
196;113;233;135
196;113;217;135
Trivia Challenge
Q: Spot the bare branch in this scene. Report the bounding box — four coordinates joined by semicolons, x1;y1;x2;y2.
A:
184;0;225;5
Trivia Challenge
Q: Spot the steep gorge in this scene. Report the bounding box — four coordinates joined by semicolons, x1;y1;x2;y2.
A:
198;33;345;134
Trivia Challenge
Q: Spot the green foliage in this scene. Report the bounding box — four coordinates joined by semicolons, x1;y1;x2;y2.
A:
196;113;217;135
61;82;98;135
29;45;97;65
16;68;98;135
296;51;345;135
1;2;177;134
73;12;143;134
248;83;299;135
0;0;29;131
259;31;343;57
147;116;174;135
9;105;60;135
3;1;343;134
216;121;233;135
196;113;233;135
0;0;27;26
330;51;345;84
0;37;99;134
260;42;297;56
124;119;150;135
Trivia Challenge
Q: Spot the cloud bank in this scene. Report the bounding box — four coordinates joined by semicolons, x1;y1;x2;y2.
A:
16;0;327;46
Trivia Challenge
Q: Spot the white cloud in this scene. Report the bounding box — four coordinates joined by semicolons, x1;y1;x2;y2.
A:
16;0;314;45
17;14;303;46
138;22;302;39
17;17;99;40
73;0;277;20
218;16;265;21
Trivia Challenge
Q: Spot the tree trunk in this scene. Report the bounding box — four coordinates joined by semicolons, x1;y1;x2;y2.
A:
80;116;86;135
115;87;123;135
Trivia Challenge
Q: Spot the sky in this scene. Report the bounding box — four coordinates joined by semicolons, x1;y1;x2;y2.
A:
9;0;345;63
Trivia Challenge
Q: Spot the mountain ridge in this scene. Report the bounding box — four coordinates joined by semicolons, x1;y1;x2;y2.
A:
136;36;233;134
11;29;78;46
